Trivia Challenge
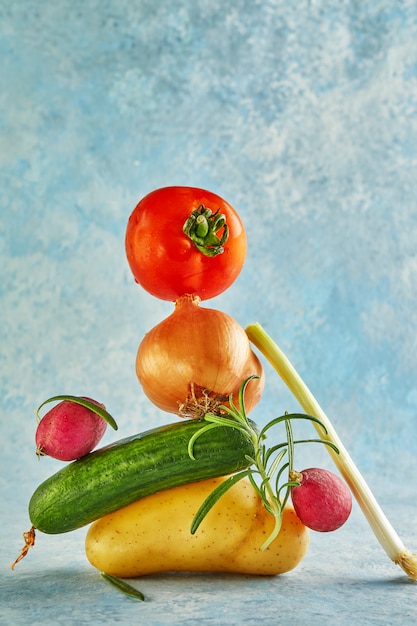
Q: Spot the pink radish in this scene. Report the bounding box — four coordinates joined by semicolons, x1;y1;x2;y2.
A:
290;467;352;532
35;396;110;461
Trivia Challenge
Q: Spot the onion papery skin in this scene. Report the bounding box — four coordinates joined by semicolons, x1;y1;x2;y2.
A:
136;295;265;417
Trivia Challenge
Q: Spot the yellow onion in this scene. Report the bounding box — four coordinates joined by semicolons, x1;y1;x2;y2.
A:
136;294;265;417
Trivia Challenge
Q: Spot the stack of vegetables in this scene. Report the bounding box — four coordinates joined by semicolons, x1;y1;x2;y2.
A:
12;187;417;597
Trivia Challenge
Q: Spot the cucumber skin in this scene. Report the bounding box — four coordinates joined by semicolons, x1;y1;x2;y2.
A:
29;418;256;534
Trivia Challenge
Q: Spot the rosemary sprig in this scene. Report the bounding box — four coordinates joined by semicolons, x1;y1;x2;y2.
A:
188;376;339;550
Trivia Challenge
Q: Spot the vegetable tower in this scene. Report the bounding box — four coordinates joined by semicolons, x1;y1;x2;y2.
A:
13;186;416;590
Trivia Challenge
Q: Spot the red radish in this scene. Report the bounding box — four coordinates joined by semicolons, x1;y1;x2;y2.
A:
35;397;108;461
290;467;352;532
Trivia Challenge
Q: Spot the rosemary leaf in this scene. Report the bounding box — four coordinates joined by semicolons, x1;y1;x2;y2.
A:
101;572;145;601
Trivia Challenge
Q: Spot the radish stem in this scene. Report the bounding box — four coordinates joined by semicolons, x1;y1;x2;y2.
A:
246;322;417;581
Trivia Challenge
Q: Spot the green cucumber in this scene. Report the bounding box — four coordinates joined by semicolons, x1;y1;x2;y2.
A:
29;417;256;534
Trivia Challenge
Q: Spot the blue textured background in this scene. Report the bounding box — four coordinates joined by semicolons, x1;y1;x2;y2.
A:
1;1;417;624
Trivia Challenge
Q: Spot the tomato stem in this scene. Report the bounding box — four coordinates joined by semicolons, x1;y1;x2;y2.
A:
183;205;229;257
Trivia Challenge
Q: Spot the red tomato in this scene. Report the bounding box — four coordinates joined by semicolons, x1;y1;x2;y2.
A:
125;186;247;301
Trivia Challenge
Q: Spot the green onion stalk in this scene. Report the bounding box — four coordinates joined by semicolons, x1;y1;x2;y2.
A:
246;323;417;582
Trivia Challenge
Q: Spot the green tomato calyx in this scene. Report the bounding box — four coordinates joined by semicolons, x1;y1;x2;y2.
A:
183;205;229;257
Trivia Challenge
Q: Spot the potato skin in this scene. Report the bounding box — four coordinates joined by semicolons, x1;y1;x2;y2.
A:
85;476;309;578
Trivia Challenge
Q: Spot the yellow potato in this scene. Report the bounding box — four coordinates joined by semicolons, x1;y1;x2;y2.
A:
85;476;309;578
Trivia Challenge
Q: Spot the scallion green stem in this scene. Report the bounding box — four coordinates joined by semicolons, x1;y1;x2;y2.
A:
246;322;417;581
